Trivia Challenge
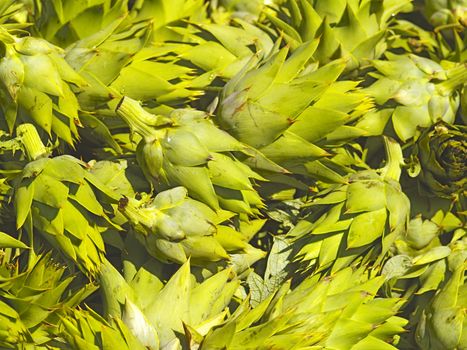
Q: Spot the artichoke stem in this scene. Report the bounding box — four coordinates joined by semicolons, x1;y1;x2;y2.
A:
116;97;158;142
437;64;467;96
16;123;49;161
381;137;404;182
118;197;152;232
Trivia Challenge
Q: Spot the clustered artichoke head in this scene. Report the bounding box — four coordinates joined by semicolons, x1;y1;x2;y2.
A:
409;122;466;199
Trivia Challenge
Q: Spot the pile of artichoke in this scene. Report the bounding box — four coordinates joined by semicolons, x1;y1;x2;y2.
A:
0;0;465;349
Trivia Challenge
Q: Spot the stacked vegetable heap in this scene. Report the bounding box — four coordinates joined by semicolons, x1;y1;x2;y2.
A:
0;0;465;349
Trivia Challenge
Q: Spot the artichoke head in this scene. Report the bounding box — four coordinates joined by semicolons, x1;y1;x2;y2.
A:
409;122;466;199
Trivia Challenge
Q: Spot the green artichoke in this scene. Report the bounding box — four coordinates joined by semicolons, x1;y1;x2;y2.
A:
0;25;85;145
423;0;467;27
0;251;97;348
358;54;466;142
116;97;267;217
288;138;410;276
14;124;120;275
409;122;466;199
264;0;413;69
117;186;265;267
414;238;466;350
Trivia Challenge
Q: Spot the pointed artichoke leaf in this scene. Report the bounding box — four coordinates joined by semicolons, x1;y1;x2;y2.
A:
32;173;69;209
144;261;191;346
0;231;29;249
261;131;329;165
347;208;387;248
201;320;236;350
69;182;104;216
208;154;253;191
165;164;219;210
189;268;237;326
17;87;53;134
15;178;35;229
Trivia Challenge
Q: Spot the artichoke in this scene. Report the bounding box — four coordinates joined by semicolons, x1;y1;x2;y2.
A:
218;42;373;186
423;0;467;27
116;96;267;217
288;138;410;276
0;251;97;347
198;265;407;349
382;218;466;349
117;186;265;267
414;238;466;350
57;307;152;350
0;1;464;349
358;54;466;142
99;259;407;350
99;259;239;348
33;0;128;47
0;25;85;145
264;0;412;69
14;124;120;275
409;122;466;199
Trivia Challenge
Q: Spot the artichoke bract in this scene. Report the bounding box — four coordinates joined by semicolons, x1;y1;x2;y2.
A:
57;307;152;350
198;265;407;349
99;260;407;350
0;252;96;347
61;3;212;114
0;1;465;348
409;122;466;199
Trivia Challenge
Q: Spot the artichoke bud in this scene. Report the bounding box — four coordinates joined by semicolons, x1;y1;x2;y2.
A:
428;94;454;123
119;194;186;241
414;123;466;198
140;139;164;178
14;36;56;55
161;128;211;167
0;45;24;100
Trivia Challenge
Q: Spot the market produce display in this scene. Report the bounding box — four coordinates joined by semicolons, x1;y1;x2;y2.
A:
0;0;465;349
